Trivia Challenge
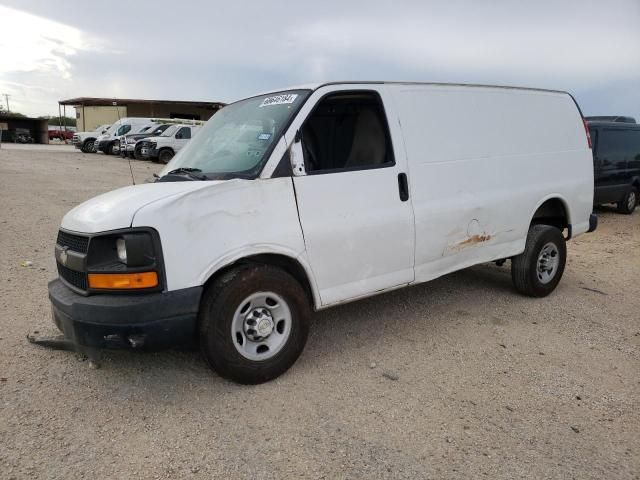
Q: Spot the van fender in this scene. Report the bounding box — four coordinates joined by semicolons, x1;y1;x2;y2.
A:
198;244;321;309
527;193;572;227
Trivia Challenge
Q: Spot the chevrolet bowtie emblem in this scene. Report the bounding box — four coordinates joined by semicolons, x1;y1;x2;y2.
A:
59;247;68;266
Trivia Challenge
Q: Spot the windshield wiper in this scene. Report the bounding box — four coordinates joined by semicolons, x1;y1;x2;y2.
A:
161;167;207;181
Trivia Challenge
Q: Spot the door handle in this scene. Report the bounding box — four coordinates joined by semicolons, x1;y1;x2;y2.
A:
397;173;409;201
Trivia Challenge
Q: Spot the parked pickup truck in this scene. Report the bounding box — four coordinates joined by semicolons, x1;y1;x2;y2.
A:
44;81;596;384
136;123;203;163
72;124;111;153
49;129;75;141
119;124;171;158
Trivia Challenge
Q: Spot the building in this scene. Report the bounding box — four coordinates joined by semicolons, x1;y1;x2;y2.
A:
58;97;226;132
0;115;49;144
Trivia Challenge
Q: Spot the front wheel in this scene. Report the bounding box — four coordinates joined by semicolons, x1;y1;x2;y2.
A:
81;140;94;153
158;149;174;164
617;187;637;214
199;265;311;384
511;224;566;297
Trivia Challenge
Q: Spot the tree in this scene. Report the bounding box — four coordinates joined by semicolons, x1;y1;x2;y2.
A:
39;115;77;127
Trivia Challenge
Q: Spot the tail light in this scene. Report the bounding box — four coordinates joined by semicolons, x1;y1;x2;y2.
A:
583;119;592;149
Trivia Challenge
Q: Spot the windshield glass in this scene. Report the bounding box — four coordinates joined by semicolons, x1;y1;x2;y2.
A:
160;125;179;137
104;121;122;135
161;90;309;179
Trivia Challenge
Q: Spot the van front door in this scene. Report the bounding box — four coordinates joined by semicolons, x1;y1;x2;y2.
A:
289;88;415;306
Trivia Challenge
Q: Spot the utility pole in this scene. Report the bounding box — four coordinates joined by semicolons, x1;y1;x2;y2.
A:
1;93;10;112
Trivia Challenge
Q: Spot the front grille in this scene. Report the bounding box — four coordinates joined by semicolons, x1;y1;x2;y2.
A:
57;263;88;290
72;135;80;144
56;231;89;254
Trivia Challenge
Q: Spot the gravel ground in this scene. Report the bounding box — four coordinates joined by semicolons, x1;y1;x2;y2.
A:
0;147;638;479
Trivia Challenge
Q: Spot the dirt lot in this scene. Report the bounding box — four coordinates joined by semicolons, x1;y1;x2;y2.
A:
0;146;638;479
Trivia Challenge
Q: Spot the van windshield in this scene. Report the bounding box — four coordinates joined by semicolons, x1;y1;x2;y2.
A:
104;122;121;134
160;90;310;179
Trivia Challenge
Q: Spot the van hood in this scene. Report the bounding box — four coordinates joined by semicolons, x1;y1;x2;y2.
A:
61;181;217;233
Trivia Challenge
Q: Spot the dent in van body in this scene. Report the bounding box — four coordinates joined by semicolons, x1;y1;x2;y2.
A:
131;177;322;308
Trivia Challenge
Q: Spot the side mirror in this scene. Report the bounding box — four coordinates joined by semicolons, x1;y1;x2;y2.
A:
290;130;305;176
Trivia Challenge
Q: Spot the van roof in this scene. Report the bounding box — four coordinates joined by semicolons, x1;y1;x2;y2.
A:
261;81;571;96
587;121;640;129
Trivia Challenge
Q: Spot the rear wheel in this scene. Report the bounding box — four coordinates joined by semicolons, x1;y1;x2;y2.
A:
617;187;637;214
511;224;566;297
199;265;310;384
158;149;174;164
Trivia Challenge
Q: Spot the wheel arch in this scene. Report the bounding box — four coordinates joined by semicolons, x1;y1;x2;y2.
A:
201;250;320;310
528;195;571;231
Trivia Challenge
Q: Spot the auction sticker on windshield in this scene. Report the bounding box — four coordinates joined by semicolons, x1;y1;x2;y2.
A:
259;94;298;107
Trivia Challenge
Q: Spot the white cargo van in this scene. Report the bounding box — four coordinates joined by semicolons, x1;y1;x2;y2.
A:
43;82;596;384
94;118;157;155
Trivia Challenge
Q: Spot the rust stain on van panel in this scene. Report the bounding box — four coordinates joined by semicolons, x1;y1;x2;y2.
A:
457;233;492;246
447;233;493;253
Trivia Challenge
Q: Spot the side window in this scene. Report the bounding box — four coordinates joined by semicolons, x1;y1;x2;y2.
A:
599;129;635;167
176;127;191;139
630;130;640;169
301;91;394;173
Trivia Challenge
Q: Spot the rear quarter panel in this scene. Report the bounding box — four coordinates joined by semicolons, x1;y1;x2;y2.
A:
391;84;593;282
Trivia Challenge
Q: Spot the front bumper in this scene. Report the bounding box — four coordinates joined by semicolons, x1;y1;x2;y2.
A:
138;146;158;159
48;278;202;351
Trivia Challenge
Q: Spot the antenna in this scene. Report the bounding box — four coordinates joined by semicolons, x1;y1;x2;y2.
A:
113;98;135;186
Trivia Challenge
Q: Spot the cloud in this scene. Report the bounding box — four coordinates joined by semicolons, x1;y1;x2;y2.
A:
0;0;638;119
0;5;112;114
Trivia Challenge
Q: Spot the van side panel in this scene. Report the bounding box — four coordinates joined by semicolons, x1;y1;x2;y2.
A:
391;85;593;283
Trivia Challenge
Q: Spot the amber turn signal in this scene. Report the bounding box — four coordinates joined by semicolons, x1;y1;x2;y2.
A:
88;272;158;289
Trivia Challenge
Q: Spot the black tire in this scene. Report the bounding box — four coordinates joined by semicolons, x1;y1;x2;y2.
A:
199;265;311;384
158;149;174;164
617;187;637;214
81;140;94;153
105;142;114;155
511;224;566;297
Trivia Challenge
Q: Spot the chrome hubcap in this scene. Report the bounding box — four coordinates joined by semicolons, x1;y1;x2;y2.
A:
231;292;291;361
244;307;274;340
537;242;560;284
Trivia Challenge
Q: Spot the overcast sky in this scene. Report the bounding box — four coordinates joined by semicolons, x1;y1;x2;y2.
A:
0;0;638;120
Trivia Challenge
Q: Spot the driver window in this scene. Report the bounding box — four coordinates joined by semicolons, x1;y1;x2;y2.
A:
176;127;191;139
301;91;394;173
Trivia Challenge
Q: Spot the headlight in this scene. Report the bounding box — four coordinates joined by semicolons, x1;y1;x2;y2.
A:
116;237;127;263
127;137;137;144
86;230;162;291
